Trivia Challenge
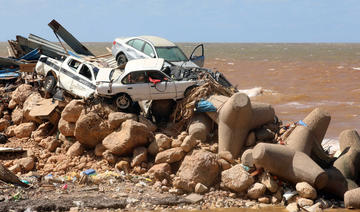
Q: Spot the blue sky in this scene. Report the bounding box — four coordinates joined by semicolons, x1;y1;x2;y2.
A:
0;0;359;42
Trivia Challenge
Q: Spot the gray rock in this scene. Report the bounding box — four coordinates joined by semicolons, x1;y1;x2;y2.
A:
221;164;254;193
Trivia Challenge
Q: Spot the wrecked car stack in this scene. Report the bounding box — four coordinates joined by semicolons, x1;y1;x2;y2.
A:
0;19;360;211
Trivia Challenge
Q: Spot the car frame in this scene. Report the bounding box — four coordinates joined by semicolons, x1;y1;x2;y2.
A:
112;35;204;69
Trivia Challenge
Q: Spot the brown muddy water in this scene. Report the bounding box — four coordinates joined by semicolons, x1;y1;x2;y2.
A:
1;42;359;141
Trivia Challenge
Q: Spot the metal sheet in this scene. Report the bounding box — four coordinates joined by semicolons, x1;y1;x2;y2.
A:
48;19;94;56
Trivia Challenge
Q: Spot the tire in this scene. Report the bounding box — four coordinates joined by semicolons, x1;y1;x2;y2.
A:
115;93;132;110
116;53;128;67
44;75;56;94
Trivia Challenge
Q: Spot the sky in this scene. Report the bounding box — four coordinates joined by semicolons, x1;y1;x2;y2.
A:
0;0;359;43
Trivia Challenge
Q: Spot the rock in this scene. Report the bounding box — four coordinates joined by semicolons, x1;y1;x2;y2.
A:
75;111;111;147
297;198;314;207
247;183;266;199
138;115;157;132
58;118;75;137
115;161;130;173
66;141;84;157
103;150;117;164
8;99;17;109
108;112;137;130
155;147;185;164
195;183;208;194
218;158;231;170
344;187;360;209
148;163;171;181
258;196;270;204
11;84;33;105
272;189;283;204
16;157;35;172
181;135;198;152
260;171;278;193
61;100;84;122
11;106;23;124
103;120;152;155
296;182;317;200
0;118;10;132
286;202;299;212
46;137;61;152
221;164;254;193
175;150;219;191
306;202;323;212
241;149;254;167
185;193;203;203
0;133;7;144
31;122;52;142
94;143;106;157
9;164;22;174
148;133;172;155
172;132;187;147
5;125;16;137
218;150;235;164
23;92;43;123
14;122;36;138
131;147;147;167
245;131;256;147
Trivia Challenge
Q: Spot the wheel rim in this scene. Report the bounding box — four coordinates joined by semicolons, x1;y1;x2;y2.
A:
116;95;130;109
117;55;127;66
45;77;54;91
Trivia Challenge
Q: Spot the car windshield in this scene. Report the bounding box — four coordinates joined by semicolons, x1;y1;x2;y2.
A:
155;47;188;62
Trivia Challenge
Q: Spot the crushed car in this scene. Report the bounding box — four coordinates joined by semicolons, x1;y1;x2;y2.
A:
112;35;204;68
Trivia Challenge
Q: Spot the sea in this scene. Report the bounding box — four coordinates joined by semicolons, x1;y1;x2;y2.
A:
1;42;359;141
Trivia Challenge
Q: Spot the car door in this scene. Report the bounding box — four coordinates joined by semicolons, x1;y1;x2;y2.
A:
126;39;148;60
121;71;150;101
147;70;177;100
58;58;81;91
70;64;96;98
189;44;205;67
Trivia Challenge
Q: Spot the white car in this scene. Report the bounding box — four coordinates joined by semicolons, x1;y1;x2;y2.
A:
96;58;201;110
112;35;204;68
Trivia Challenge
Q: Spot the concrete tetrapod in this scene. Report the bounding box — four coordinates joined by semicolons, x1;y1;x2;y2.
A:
333;129;360;182
323;167;358;199
188;113;213;142
286;125;316;155
218;93;253;158
339;129;360;152
344;187;360;209
252;143;328;189
206;94;275;158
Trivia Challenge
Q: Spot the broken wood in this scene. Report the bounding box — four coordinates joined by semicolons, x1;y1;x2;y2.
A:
0;163;29;187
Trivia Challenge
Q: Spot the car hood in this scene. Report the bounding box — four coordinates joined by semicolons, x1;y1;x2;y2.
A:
171;60;199;68
95;68;115;82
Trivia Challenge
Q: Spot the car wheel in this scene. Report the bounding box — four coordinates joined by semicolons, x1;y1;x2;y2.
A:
116;53;128;67
115;94;132;110
44;75;56;94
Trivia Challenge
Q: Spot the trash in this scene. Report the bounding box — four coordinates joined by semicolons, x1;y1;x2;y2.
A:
82;169;96;176
20;180;30;185
0;147;25;153
195;99;217;112
283;189;298;201
62;184;68;190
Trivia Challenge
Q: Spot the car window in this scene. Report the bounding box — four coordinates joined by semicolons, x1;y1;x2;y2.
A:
79;65;93;81
68;59;81;70
126;39;134;46
147;71;167;81
132;39;145;51
155;47;188;62
122;71;146;84
143;43;155;57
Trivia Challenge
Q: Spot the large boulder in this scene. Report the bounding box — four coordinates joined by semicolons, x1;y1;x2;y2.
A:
11;84;33;106
11;106;23;125
15;157;35;172
75;111;111;147
23;92;43;123
14;122;36;138
148;133;172;155
58;118;75;137
296;182;317;200
108;112;137;130
147;163;171;181
174;150;220;192
247;183;266;199
66;141;85;157
31;122;52;142
102;120;152;155
131;147;147;167
221;164;254;193
61;100;85;123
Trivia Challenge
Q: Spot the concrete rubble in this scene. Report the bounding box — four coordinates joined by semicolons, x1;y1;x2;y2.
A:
0;21;359;212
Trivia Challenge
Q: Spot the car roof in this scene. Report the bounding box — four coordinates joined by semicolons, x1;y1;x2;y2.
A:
138;36;176;47
124;58;164;73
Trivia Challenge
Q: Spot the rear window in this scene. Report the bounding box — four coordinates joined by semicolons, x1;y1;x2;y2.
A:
143;43;155;57
155;47;188;62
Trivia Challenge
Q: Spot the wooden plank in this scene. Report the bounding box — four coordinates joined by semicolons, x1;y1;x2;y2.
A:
19;63;36;73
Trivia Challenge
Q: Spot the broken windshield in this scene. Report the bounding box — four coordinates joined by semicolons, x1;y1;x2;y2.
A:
155;47;188;62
